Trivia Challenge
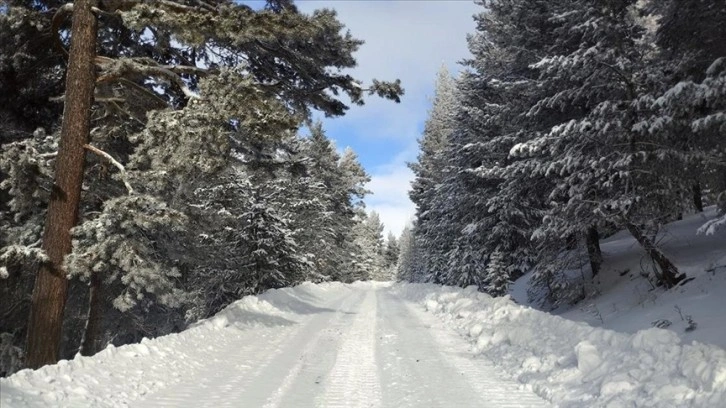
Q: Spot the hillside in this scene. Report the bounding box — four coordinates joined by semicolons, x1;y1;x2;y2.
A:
511;207;726;348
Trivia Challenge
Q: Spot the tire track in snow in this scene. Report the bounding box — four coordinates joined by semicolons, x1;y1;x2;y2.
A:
258;288;367;408
134;284;549;408
134;323;297;408
376;289;552;408
319;288;382;408
135;288;358;408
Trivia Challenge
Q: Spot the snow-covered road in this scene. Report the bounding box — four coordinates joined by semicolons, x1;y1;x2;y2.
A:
1;283;551;407
136;285;549;408
6;282;724;407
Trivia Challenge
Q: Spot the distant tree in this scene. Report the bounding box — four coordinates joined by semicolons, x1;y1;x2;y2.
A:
349;211;386;281
395;225;415;282
383;232;400;271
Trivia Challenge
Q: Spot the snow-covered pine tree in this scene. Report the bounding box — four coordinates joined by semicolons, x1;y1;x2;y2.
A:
644;0;726;234
408;65;458;283
290;123;369;282
448;0;559;294
512;0;689;292
237;182;311;294
348;211;386;281
395;225;415;282
383;232;400;275
1;0;403;371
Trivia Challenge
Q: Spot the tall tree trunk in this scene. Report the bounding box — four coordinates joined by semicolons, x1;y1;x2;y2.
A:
625;222;684;288
692;182;704;212
25;0;98;369
585;225;602;278
79;272;102;356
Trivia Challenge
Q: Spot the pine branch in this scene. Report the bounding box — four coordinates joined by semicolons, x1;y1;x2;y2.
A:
83;144;134;194
96;58;202;99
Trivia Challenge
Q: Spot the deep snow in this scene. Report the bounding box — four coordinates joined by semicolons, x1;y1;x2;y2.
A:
2;280;724;407
396;283;726;407
1;283;550;408
510;207;726;349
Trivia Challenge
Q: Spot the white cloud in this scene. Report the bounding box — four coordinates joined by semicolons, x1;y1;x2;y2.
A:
365;142;420;236
295;1;479;236
299;0;477;139
366;163;416;236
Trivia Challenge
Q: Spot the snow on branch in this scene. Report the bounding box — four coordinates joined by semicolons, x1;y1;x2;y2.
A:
83;144;134;194
95;57;203;100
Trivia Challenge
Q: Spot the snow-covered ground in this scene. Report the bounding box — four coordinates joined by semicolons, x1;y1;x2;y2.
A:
2;280;725;407
396;284;726;407
1;282;549;408
510;207;726;349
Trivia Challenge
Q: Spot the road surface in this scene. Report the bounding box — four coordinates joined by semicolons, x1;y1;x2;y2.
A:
135;285;551;408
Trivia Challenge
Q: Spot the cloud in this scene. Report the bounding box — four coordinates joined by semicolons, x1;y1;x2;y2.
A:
293;1;479;236
367;164;416;237
298;0;477;139
364;142;420;236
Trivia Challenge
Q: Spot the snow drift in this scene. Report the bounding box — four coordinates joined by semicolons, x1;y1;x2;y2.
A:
394;283;726;408
0;282;353;407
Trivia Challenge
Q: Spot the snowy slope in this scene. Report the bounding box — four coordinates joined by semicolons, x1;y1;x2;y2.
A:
511;207;726;348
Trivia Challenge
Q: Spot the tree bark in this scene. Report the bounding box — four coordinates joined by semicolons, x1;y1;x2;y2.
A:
79;272;102;357
625;222;684;288
692;182;704;213
25;0;98;369
585;225;602;278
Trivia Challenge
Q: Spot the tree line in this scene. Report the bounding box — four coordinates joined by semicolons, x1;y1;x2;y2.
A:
398;0;725;306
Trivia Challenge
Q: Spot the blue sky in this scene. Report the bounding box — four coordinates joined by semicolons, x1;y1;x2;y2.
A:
251;1;479;235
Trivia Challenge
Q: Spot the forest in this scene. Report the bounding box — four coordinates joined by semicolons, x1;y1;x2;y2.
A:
1;0;725;384
398;0;725;306
0;0;402;375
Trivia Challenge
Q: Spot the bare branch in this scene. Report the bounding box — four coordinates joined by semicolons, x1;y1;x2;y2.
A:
83;144;134;194
51;3;74;57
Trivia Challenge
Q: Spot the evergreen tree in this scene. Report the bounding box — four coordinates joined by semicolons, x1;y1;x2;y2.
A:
291;123;368;281
349;211;386;281
395;225;418;282
383;232;400;271
647;0;726;234
408;65;459;283
0;0;403;370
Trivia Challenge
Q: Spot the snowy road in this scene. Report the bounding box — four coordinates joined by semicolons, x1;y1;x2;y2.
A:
133;285;550;408
5;282;726;407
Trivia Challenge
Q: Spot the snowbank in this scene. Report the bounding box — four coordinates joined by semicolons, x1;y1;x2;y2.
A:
393;283;726;408
0;282;352;407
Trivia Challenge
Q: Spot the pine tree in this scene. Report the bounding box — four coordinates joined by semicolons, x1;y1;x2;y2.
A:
348;211;386;281
1;0;403;370
238;183;311;293
441;0;560;293
647;0;726;234
24;0;98;368
290;123;368;281
408;65;459;283
395;225;418;282
383;232;400;271
512;0;690;290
